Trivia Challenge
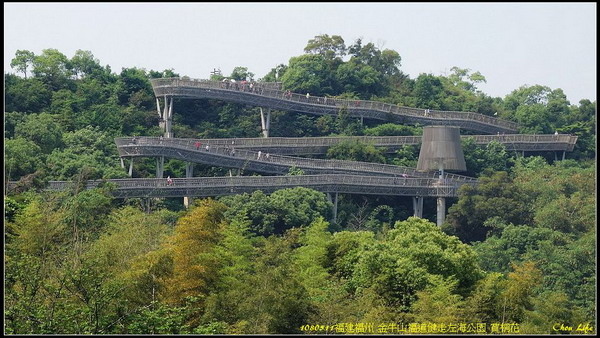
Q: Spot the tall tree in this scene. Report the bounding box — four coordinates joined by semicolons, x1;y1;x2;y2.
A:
32;48;72;90
304;34;346;60
70;50;103;79
163;199;227;305
10;49;35;78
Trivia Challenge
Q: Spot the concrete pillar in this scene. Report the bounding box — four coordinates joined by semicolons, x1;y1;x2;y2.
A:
436;197;446;226
120;157;125;169
128;158;134;177
260;107;271;138
413;196;424;218
183;162;195;208
157;97;165;132
165;97;174;138
156;97;162;119
327;192;338;224
562;151;566;161
156;157;164;178
158;96;174;138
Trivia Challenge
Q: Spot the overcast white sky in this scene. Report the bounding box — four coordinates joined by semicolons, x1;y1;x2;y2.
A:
4;2;597;103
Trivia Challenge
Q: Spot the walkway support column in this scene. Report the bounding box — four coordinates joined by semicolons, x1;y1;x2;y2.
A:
156;157;164;178
412;196;424;218
416;126;465;227
157;96;174;138
260;107;271;138
183;162;195;208
144;198;152;214
437;197;446;226
327;192;338;224
128;158;134;177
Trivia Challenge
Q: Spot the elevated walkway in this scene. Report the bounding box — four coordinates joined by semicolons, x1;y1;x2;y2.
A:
116;134;577;156
115;137;478;183
150;78;519;134
44;174;471;198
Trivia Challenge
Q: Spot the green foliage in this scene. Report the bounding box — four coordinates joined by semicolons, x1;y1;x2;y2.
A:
391;145;420;167
363;123;422;136
229;66;254;81
5;138;43;180
85;206;172;275
462;137;513;176
45;126;125;180
413;74;444;109
344;217;482;321
335;60;382;99
326;139;385;163
163;199;227;305
473;225;568;273
4;74;52;113
411;275;464;323
3;40;596;334
32;48;73;90
286;166;305;176
116;67;154;109
14;112;64;154
10;49;35;78
281;54;334;96
70;50;103;79
220;188;332;236
304;34;347;59
293;217;332;296
445;171;533;242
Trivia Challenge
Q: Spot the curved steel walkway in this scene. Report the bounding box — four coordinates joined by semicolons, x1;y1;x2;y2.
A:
45;175;469;199
150;78;519;134
116;137;478;183
116;134;577;156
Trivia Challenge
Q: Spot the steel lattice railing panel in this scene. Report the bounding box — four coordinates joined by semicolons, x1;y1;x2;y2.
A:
51;174;471;198
116;138;478;183
117;133;576;155
150;78;519;134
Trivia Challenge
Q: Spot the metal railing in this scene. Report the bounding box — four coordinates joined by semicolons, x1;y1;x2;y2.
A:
115;137;478;183
116;133;577;154
150;78;520;134
42;174;474;198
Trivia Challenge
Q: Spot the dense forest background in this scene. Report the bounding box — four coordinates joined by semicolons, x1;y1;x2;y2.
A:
4;34;596;334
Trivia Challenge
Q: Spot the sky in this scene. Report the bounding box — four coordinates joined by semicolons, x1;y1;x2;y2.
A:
4;2;597;103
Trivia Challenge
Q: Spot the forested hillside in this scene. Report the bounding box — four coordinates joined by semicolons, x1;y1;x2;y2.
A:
4;34;596;334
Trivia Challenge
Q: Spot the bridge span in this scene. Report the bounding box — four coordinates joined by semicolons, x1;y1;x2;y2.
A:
150;78;519;135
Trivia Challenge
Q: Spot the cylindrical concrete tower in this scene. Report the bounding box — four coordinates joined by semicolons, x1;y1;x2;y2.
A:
417;126;466;227
417;126;466;172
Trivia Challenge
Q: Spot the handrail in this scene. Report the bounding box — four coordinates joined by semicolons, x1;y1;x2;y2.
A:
39;174;475;198
115;134;577;153
115;137;478;183
150;77;520;133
